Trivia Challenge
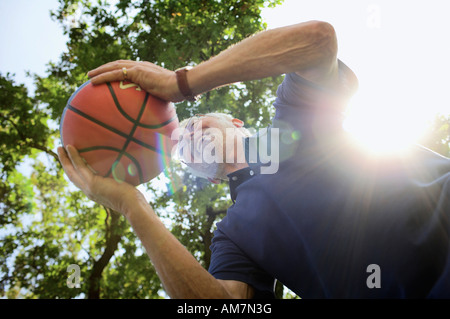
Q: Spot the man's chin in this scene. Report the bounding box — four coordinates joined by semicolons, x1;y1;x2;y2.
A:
207;177;222;184
187;163;227;181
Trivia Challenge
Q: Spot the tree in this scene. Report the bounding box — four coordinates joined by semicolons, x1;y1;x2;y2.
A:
2;0;447;300
419;114;450;158
1;0;284;299
0;74;56;176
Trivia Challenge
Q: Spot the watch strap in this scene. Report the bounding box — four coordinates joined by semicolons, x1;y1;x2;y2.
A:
175;67;198;102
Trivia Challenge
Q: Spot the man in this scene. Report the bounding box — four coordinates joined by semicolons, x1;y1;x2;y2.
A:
176;112;252;184
58;21;450;298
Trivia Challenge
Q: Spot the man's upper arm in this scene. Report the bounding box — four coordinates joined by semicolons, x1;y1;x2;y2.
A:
208;226;276;299
218;279;254;299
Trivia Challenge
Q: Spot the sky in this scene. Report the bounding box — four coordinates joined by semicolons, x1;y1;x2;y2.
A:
262;0;450;115
261;0;450;152
1;1;447;296
1;0;449;152
0;0;68;92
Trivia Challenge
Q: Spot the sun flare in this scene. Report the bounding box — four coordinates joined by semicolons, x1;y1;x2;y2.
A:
343;90;429;156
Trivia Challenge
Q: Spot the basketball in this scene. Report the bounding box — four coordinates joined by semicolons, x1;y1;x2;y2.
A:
60;80;179;186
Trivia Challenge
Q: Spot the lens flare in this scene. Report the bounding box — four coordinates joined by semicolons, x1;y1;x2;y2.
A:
155;132;183;195
281;129;301;145
127;163;137;176
111;161;125;183
344;92;429;156
291;130;301;141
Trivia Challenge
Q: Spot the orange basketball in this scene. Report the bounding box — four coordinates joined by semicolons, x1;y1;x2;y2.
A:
60;80;179;186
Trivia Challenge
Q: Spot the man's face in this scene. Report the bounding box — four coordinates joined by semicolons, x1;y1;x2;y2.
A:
178;114;246;181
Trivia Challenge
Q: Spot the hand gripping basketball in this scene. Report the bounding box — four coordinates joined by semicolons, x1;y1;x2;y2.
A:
60;80;179;186
58;145;145;216
88;60;185;102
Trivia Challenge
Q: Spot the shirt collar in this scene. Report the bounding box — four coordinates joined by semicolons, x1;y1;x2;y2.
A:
227;166;259;203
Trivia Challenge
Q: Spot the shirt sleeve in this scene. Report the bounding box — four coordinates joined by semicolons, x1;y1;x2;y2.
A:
273;59;358;113
208;228;276;299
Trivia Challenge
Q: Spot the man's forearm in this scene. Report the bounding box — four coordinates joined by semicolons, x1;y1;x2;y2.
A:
187;20;338;96
125;197;231;298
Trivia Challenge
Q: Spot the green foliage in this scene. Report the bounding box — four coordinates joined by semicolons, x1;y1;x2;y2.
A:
0;170;34;227
0;73;54;176
1;161;84;298
419;114;450;157
2;0;446;300
1;0;284;299
40;0;285;122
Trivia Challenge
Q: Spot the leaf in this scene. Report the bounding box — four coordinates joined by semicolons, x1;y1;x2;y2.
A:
2;0;289;299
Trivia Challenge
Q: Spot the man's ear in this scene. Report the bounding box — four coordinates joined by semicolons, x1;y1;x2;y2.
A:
231;118;244;128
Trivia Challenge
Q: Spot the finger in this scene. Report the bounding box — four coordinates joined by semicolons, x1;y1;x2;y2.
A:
65;145;94;184
88;60;136;79
57;146;87;189
89;68;134;86
88;60;131;77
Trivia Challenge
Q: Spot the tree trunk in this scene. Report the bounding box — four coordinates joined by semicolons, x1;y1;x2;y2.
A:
87;209;123;299
202;207;226;269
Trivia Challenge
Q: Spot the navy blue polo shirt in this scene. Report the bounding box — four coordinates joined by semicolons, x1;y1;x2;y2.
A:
208;61;450;298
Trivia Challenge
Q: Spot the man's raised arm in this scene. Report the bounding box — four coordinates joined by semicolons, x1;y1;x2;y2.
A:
188;20;338;95
88;21;338;102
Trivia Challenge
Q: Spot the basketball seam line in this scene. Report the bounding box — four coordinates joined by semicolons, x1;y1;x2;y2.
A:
105;92;150;183
106;82;178;129
67;104;164;156
77;145;144;183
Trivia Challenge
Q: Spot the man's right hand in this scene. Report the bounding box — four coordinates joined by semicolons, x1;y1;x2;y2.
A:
87;60;185;103
57;145;145;217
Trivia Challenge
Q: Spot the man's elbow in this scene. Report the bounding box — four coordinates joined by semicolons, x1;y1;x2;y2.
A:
305;20;338;65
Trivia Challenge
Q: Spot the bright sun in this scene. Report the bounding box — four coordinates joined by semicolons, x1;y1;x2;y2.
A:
343;90;429;156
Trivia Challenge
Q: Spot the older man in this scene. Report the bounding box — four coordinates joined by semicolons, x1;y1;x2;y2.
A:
58;20;450;298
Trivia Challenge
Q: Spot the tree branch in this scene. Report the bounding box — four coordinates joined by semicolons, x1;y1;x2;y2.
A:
28;142;60;164
0;114;60;165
